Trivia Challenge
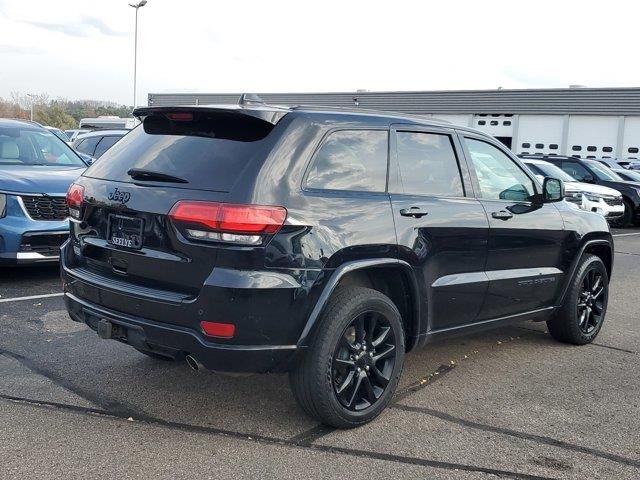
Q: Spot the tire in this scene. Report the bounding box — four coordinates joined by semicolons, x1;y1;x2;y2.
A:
547;254;609;345
289;286;405;428
622;199;634;228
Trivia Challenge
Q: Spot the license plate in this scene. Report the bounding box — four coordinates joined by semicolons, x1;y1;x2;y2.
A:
108;214;144;250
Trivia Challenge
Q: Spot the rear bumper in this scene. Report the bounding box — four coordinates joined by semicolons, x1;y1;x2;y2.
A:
64;291;299;373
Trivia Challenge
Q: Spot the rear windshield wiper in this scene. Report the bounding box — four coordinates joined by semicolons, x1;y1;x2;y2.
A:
127;168;188;184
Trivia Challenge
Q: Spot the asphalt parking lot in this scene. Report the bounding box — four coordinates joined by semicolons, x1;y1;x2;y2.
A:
1;230;639;480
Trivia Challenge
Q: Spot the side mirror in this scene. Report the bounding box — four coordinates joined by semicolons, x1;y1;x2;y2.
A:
543;177;564;203
582;174;595;183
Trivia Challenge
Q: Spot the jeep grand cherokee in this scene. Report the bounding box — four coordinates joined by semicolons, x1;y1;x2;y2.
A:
62;103;613;428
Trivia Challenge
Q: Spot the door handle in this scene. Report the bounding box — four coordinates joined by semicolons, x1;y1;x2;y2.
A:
491;210;513;220
400;207;429;218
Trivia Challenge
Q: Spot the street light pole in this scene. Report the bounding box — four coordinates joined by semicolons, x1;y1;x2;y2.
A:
129;0;147;109
26;93;35;121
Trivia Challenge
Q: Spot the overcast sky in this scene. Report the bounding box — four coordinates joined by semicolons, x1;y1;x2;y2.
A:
1;0;639;106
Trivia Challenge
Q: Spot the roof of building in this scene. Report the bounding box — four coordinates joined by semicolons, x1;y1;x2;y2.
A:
147;87;640;116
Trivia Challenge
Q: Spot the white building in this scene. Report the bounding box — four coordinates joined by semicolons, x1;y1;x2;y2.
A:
147;87;640;160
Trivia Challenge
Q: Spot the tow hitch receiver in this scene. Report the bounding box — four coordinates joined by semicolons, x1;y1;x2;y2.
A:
97;319;113;339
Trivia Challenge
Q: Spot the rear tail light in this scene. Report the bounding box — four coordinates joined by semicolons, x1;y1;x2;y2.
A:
200;321;235;339
66;183;85;220
169;201;287;245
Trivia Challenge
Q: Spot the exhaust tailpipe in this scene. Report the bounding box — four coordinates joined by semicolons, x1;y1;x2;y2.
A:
185;354;205;372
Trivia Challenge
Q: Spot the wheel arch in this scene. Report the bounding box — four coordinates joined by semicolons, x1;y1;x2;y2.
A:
557;238;613;306
297;259;421;352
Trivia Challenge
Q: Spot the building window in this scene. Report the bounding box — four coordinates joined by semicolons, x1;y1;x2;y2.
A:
572;146;582;151
629;147;639;154
535;143;544;149
490;121;498;126
522;143;531;148
504;114;514;117
587;146;597;152
602;146;613;153
478;120;486;125
521;151;529;155
549;144;558;150
503;121;511;126
572;154;581;158
478;114;488;117
586;155;596;159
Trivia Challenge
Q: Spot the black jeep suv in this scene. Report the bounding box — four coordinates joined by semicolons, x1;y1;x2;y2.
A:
62;104;613;428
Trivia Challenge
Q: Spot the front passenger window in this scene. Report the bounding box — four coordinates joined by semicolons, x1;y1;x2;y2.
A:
561;162;592;182
464;138;535;202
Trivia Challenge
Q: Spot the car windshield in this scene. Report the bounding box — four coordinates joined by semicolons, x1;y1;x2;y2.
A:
584;160;623;181
525;161;576;182
49;128;70;142
0;126;86;166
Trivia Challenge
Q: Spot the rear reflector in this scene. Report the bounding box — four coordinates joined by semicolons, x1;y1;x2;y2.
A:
169;201;287;235
66;183;85;219
200;321;235;339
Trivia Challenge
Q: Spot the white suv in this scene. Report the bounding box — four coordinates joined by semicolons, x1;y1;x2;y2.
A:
523;159;624;222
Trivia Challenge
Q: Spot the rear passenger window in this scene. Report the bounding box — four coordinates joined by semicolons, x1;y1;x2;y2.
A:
393;131;464;197
75;136;100;156
306;130;388;192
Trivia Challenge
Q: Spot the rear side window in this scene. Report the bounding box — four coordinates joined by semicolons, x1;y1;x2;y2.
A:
93;135;122;158
84;111;277;192
305;130;388;192
393;131;464;197
75;136;100;156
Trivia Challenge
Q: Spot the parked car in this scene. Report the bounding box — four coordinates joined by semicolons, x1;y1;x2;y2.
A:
72;129;128;160
522;159;624;222
44;126;71;145
612;168;640;182
595;157;631;170
65;129;90;143
0;119;86;265
521;154;640;227
62;104;613;427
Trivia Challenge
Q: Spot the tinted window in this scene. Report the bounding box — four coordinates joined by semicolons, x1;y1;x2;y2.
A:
587;146;597;152
393;132;463;197
93;135;123;158
522;143;531;148
75;136;100;156
560;161;593;182
629;147;639;154
305;130;388;192
602;146;613;153
535;143;544;149
85;111;278;192
572;145;582;151
464;138;535;201
549;144;558;150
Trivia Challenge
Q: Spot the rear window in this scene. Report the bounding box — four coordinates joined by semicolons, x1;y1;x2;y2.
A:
83;110;277;191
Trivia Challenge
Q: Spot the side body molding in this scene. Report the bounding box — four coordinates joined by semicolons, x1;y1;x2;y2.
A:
296;258;421;350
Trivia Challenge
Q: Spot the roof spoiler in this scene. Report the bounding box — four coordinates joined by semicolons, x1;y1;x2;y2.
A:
133;103;288;125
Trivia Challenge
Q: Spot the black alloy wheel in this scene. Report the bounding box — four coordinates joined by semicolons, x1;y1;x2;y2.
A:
576;268;607;335
332;312;396;411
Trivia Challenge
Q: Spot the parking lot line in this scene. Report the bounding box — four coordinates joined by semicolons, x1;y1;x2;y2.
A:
0;292;64;304
612;232;640;237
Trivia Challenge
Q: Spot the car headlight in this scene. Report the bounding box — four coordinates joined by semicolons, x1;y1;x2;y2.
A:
584;193;605;202
564;192;583;204
0;193;6;218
